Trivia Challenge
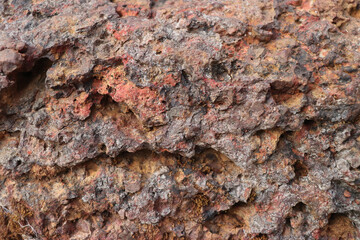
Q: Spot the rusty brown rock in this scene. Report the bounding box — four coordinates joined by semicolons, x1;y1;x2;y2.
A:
0;0;360;239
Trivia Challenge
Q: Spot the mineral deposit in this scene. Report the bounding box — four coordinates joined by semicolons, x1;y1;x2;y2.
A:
0;0;360;239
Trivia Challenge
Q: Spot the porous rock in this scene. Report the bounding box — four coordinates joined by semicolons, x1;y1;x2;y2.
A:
0;0;360;239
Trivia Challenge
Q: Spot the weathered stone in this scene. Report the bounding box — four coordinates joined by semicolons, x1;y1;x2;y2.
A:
0;0;360;239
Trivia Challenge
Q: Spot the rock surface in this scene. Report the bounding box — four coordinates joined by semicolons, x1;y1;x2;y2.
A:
1;0;360;239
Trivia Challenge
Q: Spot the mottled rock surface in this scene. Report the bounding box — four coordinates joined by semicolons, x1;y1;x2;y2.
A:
1;0;360;239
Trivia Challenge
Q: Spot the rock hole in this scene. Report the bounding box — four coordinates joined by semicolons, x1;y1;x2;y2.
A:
210;61;228;81
99;144;107;153
285;216;291;226
303;119;315;126
293;161;308;180
247;189;257;203
302;119;317;131
101;210;111;219
269;80;303;107
13;57;53;92
82;78;93;92
282;217;292;235
180;70;190;86
195;148;222;174
293;202;306;212
16;159;22;166
8;156;22;170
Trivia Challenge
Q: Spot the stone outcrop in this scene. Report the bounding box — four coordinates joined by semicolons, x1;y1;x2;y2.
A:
1;0;360;239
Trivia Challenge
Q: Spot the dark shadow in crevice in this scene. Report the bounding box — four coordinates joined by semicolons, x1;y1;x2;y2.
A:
293;161;309;180
302;119;315;127
293;202;306;212
208;61;229;81
12;58;53;92
0;58;53;115
302;119;317;132
269;81;295;104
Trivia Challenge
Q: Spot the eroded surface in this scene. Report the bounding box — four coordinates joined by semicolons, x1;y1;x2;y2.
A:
1;0;360;239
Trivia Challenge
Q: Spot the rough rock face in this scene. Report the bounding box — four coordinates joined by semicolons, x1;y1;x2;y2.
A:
1;0;360;239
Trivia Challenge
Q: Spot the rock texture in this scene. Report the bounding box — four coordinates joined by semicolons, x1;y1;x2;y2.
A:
1;0;360;239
